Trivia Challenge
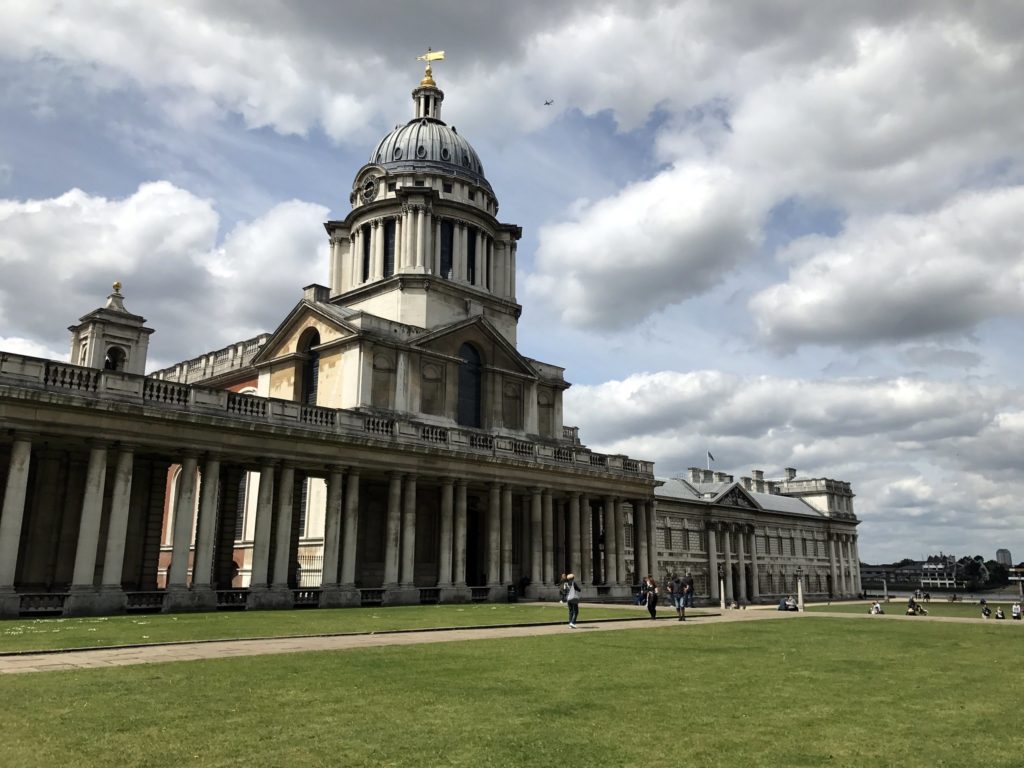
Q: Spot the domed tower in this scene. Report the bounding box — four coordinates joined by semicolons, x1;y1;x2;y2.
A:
324;54;523;344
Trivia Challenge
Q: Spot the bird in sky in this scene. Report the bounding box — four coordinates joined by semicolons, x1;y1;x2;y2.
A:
544;99;554;106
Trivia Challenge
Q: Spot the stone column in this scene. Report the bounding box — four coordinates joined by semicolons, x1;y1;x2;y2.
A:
438;477;454;586
579;494;591;585
542;490;553;585
852;537;862;594
373;220;385;280
414;207;425;269
400;474;417;587
100;446;135;588
421;210;431;270
384;472;403;586
271;464;295;588
394;216;404;270
568;493;581;578
191;455;221;588
634;500;648;583
707;524;720;601
841;536;852;596
402;208;413;270
340;469;360;587
321;467;344;586
749;527;761;602
828;536;839;598
613;498;625;586
454;480;468;587
736;524;748;604
722;524;734;602
555;499;566;575
500;485;513;584
487;483;500;586
647;500;658;579
165;453;196;589
0;436;33;591
249;462;276;588
602;496;617;585
529;488;542;587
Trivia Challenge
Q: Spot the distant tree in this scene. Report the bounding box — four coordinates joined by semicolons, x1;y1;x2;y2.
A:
896;558;916;567
985;561;1009;586
957;557;984;590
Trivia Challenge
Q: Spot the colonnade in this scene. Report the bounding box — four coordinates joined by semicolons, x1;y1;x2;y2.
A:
336;210;514;297
705;522;860;604
0;434;656;615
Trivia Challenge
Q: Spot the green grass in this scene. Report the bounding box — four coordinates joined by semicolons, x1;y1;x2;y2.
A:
806;600;1022;619
1;618;1021;767
0;603;669;653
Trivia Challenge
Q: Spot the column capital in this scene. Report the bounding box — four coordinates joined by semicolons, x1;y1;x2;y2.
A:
454;478;468;489
440;475;455;486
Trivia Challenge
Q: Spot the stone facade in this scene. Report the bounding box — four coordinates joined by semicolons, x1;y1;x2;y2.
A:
0;64;859;618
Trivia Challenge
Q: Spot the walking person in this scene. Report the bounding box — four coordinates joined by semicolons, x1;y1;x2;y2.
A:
562;573;582;628
669;573;686;621
683;572;695;608
644;576;659;619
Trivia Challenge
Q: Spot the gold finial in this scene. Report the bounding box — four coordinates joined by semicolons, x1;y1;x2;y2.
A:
112;281;122;293
417;47;445;87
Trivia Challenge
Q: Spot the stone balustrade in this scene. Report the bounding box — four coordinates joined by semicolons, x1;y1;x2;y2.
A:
1;351;654;478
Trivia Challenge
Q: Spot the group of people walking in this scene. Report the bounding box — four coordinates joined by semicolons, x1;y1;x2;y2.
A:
559;572;696;627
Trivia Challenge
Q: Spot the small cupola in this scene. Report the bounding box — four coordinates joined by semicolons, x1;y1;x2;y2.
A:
413;48;445;119
68;281;155;375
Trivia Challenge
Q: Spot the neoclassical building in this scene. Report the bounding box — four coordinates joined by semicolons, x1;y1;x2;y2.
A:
0;61;859;618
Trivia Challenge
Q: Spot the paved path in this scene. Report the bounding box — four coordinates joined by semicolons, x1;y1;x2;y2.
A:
3;606;1010;675
0;606;786;675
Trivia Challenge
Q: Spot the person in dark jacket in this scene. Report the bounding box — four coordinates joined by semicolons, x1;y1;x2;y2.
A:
561;573;582;628
643;576;659;619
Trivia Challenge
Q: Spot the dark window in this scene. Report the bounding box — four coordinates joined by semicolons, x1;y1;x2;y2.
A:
298;479;309;537
442;181;453;193
234;473;247;541
440;220;454;279
300;330;321;406
414;180;425;187
467;226;477;285
457;343;483;428
383;219;396;278
387;182;396;191
361;224;371;282
468;189;476;201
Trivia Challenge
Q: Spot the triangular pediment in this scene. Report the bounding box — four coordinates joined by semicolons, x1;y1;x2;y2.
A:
251;300;360;366
411;316;538;377
714;485;761;510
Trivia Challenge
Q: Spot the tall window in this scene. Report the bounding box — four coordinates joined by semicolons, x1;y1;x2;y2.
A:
457;343;482;428
467;226;477;284
383;219;396;278
440;220;454;279
361;224;371;282
299;329;321;405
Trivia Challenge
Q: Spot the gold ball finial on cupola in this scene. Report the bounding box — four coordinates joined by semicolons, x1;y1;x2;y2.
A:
113;281;122;293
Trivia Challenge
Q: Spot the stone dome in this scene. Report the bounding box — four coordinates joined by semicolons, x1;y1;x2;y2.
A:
370;117;491;192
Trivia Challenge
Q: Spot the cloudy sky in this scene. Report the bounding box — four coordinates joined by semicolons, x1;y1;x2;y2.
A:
2;1;1023;564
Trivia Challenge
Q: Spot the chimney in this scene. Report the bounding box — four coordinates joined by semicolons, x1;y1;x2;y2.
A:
688;467;702;484
741;477;752;490
751;469;764;481
702;469;713;483
785;467;797;481
714;472;727;483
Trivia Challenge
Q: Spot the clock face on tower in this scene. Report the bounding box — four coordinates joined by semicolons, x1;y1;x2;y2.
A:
361;177;378;203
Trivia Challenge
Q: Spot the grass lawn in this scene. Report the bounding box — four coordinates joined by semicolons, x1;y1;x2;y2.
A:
1;617;1021;767
0;603;673;653
807;600;1023;620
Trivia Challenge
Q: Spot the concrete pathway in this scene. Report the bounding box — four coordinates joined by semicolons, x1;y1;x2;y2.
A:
0;606;784;675
4;605;1009;675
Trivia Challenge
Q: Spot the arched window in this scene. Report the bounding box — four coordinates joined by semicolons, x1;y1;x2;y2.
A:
298;329;321;405
104;346;127;371
457;343;482;428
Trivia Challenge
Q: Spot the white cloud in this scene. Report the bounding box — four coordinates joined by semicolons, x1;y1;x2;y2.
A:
750;187;1024;350
0;183;327;366
526;163;762;329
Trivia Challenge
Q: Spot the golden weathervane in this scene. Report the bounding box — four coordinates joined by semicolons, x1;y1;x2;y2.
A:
417;47;445;87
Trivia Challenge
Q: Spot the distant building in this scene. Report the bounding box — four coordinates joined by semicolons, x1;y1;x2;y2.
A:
996;548;1012;566
860;553;964;591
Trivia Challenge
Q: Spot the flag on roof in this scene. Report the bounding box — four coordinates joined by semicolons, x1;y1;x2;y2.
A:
707;450;715;462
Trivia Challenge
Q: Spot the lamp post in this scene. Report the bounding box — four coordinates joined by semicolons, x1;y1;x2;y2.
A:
718;564;725;610
796;565;805;612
